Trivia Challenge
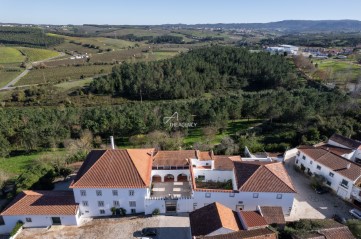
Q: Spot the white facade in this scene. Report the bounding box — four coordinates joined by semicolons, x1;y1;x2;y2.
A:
192;191;294;215
193;169;233;183
0;213;80;234
295;151;358;200
73;188;149;217
151;169;190;182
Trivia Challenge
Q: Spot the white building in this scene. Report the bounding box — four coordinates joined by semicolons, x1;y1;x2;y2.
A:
0;191;80;234
0;148;297;234
266;44;299;55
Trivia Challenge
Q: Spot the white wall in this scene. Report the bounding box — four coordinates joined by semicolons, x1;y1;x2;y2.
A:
192;191;294;215
284;148;298;160
151;169;190;182
73;188;148;217
144;198;166;215
296;152;355;200
177;197;194;213
0;213;79;234
328;139;350;149
193;169;233;182
190;159;213;168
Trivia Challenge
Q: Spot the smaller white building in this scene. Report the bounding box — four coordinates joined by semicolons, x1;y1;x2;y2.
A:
266;45;299;55
0;191;80;234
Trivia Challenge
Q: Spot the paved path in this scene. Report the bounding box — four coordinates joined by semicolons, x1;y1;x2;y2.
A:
284;157;353;221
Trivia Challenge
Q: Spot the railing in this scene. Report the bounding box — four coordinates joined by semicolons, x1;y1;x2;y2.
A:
145;195;193;200
152;166;189;170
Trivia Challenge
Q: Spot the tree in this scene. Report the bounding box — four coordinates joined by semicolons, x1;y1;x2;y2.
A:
347;219;361;238
0;134;10;157
59;167;72;180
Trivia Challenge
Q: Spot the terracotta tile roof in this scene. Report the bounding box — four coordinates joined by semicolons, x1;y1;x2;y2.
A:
258;206;285;225
239;211;268;229
233;161;296;193
329;133;361;149
213;155;234;170
195;228;277;239
316;144;353;156
299;147;361;181
1;190;78;216
152;150;195;167
198;151;214;161
70;149;153;188
190;202;242;236
317;227;355;239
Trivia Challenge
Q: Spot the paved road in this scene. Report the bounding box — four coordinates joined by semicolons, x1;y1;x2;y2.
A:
285;157;353;221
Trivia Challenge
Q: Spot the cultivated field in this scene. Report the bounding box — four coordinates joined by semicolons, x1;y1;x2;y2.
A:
0;47;24;64
16;65;113;86
17;47;60;62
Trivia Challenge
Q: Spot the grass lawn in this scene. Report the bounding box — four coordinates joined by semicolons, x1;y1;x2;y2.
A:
183;119;263;146
0;47;25;64
17;47;60;62
16;65;113;86
55;78;93;91
0;69;23;88
0;150;66;175
314;59;361;81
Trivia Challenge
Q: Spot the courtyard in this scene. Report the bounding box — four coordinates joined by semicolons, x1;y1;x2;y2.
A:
284;157;354;221
17;215;191;239
151;182;192;198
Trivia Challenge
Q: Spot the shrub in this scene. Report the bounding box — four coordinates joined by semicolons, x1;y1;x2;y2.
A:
10;221;23;237
110;207;116;215
347;219;361;238
152;208;160;215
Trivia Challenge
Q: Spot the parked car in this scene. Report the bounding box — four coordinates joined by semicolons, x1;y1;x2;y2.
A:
332;214;347;224
350;208;361;219
141;228;157;236
315;186;330;194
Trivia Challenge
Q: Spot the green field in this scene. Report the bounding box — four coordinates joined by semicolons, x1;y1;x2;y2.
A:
315;59;361;81
16;64;113;86
0;47;25;64
17;47;60;62
183;119;263;146
0;150;65;175
0;69;23;88
55;78;93;91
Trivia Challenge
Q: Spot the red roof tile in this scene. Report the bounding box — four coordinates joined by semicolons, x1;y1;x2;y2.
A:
195;228;277;239
1;191;78;216
258;206;285;225
190;202;242;236
233;161;296;193
152;150;195;167
299;147;361;181
315;143;353;156
239;211;268;229
70;149;153;188
329;133;361;149
213;155;234;170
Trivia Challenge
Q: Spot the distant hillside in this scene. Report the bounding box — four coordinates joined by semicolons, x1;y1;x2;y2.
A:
164;20;361;32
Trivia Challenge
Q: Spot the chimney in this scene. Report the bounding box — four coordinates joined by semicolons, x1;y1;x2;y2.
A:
347;163;351;169
110;136;115;150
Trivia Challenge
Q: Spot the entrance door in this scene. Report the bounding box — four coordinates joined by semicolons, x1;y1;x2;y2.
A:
165;200;177;213
51;217;61;225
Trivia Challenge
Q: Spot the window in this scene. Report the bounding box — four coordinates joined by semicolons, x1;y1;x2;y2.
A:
253;193;259;198
131;209;136;214
129;201;136;207
98;201;104;207
229;192;235;197
26;217;32;223
96;190;102;196
80;190;86;196
113;201;120;207
341;179;349;188
99;209;105;215
205;193;211;198
329;172;334;177
198;175;205;180
326;181;331;186
296;160;299;164
112;190;118;196
302;156;306;160
129;190;134;196
310;161;313;165
276;194;282;199
316;165;321;170
297;151;300;156
0;216;4;225
82;201;88;207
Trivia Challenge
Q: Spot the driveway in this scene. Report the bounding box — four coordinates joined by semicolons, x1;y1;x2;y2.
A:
284;157;353;221
17;214;191;239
